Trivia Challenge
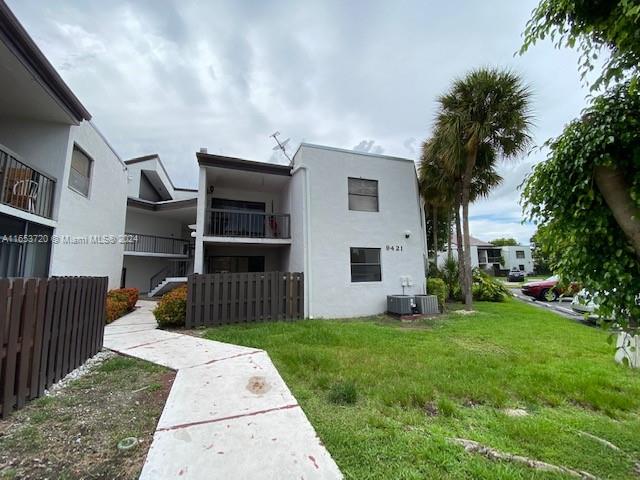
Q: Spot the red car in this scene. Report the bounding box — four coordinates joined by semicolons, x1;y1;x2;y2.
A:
521;275;561;301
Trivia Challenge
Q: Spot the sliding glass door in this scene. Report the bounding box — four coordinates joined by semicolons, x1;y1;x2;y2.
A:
0;213;52;277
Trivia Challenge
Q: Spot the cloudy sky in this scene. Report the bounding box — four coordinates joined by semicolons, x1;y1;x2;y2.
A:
9;0;591;244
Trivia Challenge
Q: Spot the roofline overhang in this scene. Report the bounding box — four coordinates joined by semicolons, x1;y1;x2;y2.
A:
127;197;197;211
125;153;198;192
0;1;92;124
196;152;291;176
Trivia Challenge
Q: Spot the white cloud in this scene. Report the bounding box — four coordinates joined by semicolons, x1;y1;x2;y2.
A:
7;0;591;233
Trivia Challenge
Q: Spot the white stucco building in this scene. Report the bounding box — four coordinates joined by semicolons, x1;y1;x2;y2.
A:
437;235;534;275
121;154;197;293
123;144;427;318
0;3;127;288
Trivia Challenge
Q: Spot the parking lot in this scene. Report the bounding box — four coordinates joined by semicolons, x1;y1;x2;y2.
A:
509;287;592;324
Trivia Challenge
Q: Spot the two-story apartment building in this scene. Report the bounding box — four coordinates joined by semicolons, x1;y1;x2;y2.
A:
0;2;127;288
124;143;427;318
283;144;427;318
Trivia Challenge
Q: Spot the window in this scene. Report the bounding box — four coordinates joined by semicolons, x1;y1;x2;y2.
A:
519;264;525;271
68;146;91;197
348;177;378;212
516;250;525;259
350;247;381;282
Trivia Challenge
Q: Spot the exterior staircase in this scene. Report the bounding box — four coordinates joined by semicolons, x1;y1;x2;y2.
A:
148;277;187;297
148;259;190;297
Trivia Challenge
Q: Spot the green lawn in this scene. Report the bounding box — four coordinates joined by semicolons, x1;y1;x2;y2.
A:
204;299;640;479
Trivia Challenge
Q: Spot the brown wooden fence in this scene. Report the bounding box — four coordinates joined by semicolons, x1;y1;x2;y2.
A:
0;277;107;418
186;272;304;327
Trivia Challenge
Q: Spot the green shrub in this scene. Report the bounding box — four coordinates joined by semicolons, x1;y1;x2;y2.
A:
427;261;440;279
472;268;510;302
440;257;460;300
154;285;187;328
328;380;358;405
427;278;447;311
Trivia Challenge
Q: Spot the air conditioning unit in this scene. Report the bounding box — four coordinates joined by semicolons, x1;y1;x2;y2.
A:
387;295;415;315
414;294;439;314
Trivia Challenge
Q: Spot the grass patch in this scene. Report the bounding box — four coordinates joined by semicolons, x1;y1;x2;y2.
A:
204;298;640;479
0;355;173;479
328;380;358;405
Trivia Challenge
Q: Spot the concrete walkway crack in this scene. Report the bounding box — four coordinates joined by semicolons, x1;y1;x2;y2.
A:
157;403;301;432
103;300;342;480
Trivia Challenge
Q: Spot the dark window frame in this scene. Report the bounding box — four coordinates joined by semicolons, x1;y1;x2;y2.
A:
516;250;525;259
350;247;382;283
348;177;379;212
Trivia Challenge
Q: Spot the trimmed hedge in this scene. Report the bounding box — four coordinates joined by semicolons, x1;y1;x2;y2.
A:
106;288;139;323
118;288;139;310
427;278;447;311
154;285;187;328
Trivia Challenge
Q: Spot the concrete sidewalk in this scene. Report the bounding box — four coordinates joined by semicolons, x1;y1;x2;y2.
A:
104;301;342;480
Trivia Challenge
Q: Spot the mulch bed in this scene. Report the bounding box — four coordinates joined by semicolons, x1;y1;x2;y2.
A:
0;353;174;479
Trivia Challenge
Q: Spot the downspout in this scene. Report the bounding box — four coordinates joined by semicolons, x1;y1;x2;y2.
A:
291;164;312;318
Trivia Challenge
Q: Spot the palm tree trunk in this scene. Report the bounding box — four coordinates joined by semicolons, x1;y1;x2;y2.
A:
447;207;453;261
425;204;431;266
461;146;478;310
454;200;466;301
432;207;439;269
461;190;473;309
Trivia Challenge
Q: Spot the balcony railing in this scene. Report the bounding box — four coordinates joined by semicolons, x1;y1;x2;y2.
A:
206;209;291;239
0;146;55;219
124;232;191;255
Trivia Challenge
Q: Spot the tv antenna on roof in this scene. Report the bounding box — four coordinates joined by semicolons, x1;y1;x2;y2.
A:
270;131;291;163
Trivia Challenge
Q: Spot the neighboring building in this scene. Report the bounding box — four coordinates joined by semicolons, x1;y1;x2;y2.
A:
124;144;427;318
437;235;533;275
0;2;127;288
500;245;534;274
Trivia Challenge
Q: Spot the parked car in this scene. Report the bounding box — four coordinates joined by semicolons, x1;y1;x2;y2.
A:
521;275;580;301
521;275;561;301
507;267;525;282
571;289;599;319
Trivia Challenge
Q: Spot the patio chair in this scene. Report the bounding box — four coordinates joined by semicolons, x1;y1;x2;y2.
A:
11;179;39;212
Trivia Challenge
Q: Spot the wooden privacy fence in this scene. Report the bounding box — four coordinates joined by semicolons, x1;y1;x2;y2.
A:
0;276;107;418
186;272;304;327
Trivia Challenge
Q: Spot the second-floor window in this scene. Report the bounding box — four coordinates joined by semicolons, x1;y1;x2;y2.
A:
516;250;525;259
348;177;378;212
69;146;92;197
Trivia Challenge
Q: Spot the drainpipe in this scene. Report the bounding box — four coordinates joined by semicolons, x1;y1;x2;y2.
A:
291;164;312;318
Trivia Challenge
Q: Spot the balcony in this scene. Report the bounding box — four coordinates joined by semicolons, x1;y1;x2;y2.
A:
124;232;191;256
206;209;290;239
0;147;55;219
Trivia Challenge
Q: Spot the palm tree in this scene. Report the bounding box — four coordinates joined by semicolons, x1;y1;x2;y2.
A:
433;68;532;309
419;139;455;268
421;138;502;299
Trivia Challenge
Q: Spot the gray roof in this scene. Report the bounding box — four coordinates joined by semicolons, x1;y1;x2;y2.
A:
450;234;493;247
